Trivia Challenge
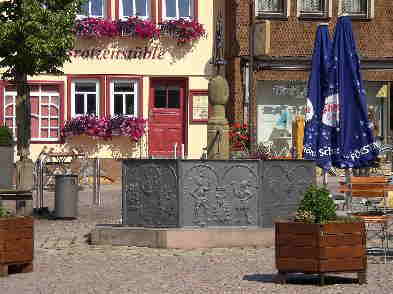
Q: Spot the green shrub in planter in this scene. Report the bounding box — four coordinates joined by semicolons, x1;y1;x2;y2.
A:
0;205;11;217
0;125;14;147
295;185;337;224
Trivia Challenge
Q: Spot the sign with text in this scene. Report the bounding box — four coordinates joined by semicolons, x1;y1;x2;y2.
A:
68;45;166;60
190;91;209;123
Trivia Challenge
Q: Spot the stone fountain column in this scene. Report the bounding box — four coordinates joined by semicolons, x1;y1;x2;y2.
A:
207;75;230;160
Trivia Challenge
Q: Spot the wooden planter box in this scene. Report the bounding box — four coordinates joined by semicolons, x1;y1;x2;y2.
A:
0;216;34;277
275;222;367;285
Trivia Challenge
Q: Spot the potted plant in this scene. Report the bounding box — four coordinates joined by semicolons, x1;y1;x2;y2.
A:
0;206;34;277
0;125;15;189
229;122;249;152
275;185;367;285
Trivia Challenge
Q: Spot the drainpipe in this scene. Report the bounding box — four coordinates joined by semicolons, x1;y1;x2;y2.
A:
249;0;256;153
244;63;250;123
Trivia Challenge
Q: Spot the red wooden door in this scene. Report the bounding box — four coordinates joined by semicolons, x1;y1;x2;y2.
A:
149;79;186;157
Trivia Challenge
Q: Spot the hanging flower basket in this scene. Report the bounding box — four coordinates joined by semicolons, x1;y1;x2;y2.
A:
61;115;147;142
160;18;206;45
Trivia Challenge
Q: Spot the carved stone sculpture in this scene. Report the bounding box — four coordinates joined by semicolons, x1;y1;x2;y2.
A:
207;75;230;160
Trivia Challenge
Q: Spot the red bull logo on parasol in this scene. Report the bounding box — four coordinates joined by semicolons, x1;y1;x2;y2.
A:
305;98;314;121
322;93;339;127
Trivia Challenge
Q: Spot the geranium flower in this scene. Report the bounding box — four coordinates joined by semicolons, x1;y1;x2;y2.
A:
161;18;205;45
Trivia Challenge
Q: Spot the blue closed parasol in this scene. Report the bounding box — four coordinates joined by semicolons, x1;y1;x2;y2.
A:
303;23;332;169
304;17;379;170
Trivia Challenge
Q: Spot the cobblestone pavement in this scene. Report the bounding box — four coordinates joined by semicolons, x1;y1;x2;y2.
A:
1;183;393;294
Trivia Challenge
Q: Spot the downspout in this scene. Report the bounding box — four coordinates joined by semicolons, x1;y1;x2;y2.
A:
248;0;256;153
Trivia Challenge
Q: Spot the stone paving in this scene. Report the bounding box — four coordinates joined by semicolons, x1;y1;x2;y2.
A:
1;183;393;294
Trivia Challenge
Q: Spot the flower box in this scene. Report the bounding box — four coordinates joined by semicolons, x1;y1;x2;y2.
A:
74;18;118;38
0;216;34;277
61;115;147;143
116;17;159;39
160;18;205;44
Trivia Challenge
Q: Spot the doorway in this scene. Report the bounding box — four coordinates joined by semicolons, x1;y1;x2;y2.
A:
149;78;187;157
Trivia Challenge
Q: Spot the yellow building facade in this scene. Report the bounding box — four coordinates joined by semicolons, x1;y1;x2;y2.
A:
1;0;219;162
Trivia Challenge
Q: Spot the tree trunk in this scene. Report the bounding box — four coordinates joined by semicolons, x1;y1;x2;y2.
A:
15;72;31;160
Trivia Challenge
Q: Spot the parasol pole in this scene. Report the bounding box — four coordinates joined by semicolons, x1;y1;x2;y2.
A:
345;169;352;211
322;170;327;186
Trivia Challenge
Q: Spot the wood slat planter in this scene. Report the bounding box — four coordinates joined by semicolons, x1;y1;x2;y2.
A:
275;222;367;285
0;216;34;277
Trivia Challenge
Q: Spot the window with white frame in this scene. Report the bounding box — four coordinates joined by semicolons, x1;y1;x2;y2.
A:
256;0;288;18
341;0;372;19
71;80;100;117
79;0;105;18
164;0;194;19
298;0;329;18
3;84;61;141
120;0;150;19
110;80;138;116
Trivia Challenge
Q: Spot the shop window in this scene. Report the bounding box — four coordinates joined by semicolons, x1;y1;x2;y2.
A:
339;0;373;19
79;0;106;18
255;0;289;19
298;0;330;19
120;0;150;19
3;84;61;141
71;80;100;117
256;81;307;158
110;80;138;116
162;0;196;20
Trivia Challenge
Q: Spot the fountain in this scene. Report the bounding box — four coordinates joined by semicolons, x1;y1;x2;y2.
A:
90;12;316;249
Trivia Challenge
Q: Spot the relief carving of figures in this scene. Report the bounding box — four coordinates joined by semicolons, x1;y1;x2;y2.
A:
222;164;258;226
123;162;178;226
189;169;213;226
125;182;141;211
158;183;177;223
231;180;256;225
212;187;232;224
183;163;258;227
140;166;161;196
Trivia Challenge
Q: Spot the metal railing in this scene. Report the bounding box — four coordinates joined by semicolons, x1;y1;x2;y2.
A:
201;130;221;160
33;149;104;209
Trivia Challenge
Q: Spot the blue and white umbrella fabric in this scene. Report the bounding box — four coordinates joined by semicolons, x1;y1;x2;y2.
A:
326;16;379;168
303;24;332;169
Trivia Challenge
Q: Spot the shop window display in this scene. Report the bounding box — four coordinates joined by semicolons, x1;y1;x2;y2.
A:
256;81;307;158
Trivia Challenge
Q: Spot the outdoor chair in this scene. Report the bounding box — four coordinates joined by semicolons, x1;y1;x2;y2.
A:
339;176;393;263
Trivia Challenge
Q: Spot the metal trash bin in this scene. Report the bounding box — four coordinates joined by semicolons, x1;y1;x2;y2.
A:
55;175;78;219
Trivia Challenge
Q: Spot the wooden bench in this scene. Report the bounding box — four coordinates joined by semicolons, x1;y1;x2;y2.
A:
0;189;33;216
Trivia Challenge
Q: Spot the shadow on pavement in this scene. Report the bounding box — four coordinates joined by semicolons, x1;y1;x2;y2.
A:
243;273;358;285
